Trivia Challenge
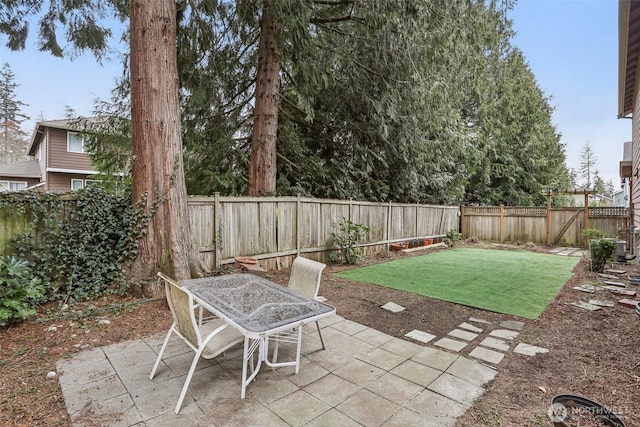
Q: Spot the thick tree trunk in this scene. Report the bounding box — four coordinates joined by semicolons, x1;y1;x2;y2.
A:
129;0;204;293
248;3;281;196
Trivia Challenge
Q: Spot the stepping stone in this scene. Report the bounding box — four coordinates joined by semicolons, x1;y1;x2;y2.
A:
381;302;406;313
570;301;602;311
588;299;615;308
557;250;576;256
469;347;505;364
604;281;626;288
617;298;639;308
469;317;491;324
488;329;519;340
604;269;626;274
598;273;619;280
458;322;483;333
604;285;627;291
573;285;597;293
479;337;510;352
433;337;467;352
513;343;549;356
447;329;479;342
405;330;436;344
498;320;524;331
609;289;636;297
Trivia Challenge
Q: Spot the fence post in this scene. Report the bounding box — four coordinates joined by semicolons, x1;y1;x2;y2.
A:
460;205;465;238
583;193;589;231
387;201;392;249
296;194;301;256
499;205;504;242
214;192;221;268
546;196;552;245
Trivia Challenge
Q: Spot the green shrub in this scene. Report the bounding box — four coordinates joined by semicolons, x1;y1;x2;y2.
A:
589;238;616;272
582;227;606;241
0;256;46;327
582;228;616;272
444;229;461;247
330;218;370;264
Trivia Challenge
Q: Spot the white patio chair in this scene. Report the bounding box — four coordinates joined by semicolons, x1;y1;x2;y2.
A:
269;256;327;364
150;272;245;414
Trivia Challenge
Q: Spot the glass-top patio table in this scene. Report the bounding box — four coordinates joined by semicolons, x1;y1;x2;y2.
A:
181;273;336;398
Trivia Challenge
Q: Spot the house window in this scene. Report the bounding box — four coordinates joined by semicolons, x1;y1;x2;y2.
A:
68;132;86;153
71;179;100;190
0;181;27;192
71;179;84;190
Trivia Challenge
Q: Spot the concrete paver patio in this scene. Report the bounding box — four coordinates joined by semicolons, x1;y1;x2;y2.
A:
57;315;497;426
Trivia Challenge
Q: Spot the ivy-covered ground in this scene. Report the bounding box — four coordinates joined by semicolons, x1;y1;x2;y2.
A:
1;242;639;426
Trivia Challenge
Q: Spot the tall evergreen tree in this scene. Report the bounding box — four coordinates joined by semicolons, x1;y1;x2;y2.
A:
465;50;569;205
1;0;204;287
0;62;30;163
579;141;597;190
174;0;569;205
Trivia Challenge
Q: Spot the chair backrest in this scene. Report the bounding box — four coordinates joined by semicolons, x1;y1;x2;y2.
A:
287;257;326;298
157;272;201;348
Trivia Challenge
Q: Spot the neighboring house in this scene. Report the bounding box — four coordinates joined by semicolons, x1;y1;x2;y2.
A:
618;1;640;226
612;189;628;207
567;193;613;207
0;159;42;192
26;119;100;192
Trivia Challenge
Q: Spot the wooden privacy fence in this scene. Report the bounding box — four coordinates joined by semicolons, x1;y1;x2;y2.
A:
190;195;459;271
2;195;633;269
0;195;459;271
461;206;630;247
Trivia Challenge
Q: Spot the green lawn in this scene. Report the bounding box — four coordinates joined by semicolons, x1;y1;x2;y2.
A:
334;248;580;319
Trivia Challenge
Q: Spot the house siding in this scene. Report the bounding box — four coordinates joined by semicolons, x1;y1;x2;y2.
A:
47;128;94;171
633;80;640;227
47;173;93;192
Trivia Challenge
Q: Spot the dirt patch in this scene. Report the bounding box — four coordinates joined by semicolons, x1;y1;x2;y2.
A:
1;242;639;426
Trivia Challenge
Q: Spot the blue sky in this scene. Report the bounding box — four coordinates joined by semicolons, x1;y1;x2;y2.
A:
0;0;629;187
509;0;628;187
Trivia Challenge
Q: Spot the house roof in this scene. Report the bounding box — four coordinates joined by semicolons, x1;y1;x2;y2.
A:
0;159;42;178
618;0;640;118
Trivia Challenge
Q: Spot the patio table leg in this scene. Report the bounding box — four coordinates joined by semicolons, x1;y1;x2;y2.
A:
240;337;262;398
294;325;303;374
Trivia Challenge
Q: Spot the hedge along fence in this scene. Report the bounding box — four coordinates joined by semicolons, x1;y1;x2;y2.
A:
0;192;459;272
189;195;459;271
